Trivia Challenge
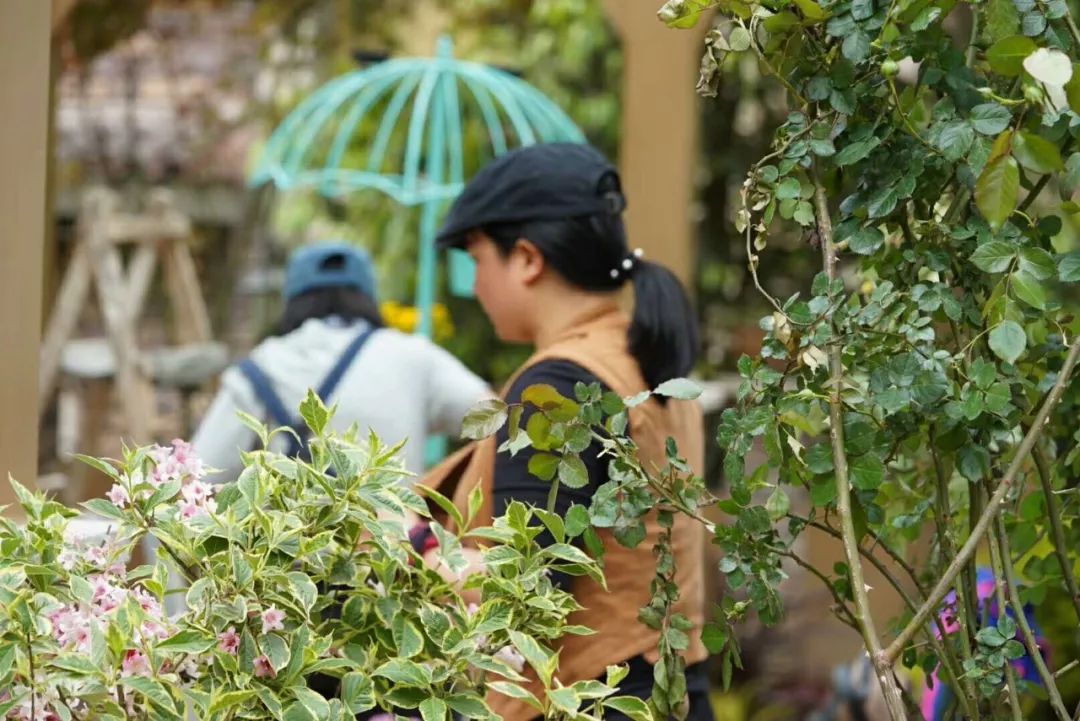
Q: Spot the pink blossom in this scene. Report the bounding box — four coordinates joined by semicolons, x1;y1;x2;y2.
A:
181;479;213;504
85;546;107;569
6;686;61;721
132;587;161;616
51;605;96;653
218;626;240;654
178;501;201;520
121;649;150;677
253;654;276;678
261;606;286;634
138;620;171;643
57;547;79;571
106;484;129;508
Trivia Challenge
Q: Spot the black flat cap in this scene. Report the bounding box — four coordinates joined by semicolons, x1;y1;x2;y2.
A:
436;142;626;249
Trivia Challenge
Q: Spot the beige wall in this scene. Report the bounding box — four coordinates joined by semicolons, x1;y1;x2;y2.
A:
0;1;51;498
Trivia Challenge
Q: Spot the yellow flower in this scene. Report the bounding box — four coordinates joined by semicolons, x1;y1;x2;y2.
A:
380;301;455;341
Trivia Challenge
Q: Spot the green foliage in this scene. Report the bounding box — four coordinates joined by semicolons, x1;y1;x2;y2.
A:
661;0;1080;717
0;395;629;720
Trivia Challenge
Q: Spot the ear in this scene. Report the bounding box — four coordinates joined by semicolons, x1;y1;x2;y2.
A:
511;238;546;285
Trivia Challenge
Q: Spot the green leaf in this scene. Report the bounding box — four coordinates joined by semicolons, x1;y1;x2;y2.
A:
970;241;1017;273
765;487;791;520
157;630;215;654
810;138;836;156
282;702;315;721
936;121;975;161
793;201;816;226
487;682;543;711
545;543;594;566
123;677;175;710
841;30;870;62
977;627;1009;647
975;156;1019;231
970;103;1013;135
419;697;448;721
604;696;655;721
287;571;318;612
527;453;560;481
522;384;580;421
461;399;509;440
959;446;992;481
1010;269;1047;309
805;443;835;474
728;26;752;52
1058;251;1080;281
392;615;424;658
262;634;291;671
558;454;590;490
73;453;123;482
340;672;375;714
298;388;330;436
80;498;127;522
445;694;491;719
0;645;15;681
795;0;829;20
565;504;590;537
49;654;102;675
548;687;581;713
987;36;1037;75
989;321;1027;364
850;455;886;491
849;226;885;255
866;186;899;219
1012;132;1064;174
911;5;942;30
1018;247;1057;279
208;691;257;716
508;631;554;685
374;658;429;686
654;377;703;400
1021;11;1047;36
291;688;330;720
1066;64;1080;115
145;479;182;509
835;137;880;166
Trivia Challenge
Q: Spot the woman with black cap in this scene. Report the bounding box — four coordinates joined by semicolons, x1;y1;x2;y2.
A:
415;143;713;721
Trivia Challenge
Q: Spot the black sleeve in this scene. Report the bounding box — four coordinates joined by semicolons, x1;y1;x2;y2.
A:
492;360;613;589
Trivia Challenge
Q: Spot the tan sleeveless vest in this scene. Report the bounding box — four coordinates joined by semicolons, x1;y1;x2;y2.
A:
421;308;707;721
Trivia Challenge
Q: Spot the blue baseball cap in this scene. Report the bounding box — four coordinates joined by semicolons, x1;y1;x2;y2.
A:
283;242;378;301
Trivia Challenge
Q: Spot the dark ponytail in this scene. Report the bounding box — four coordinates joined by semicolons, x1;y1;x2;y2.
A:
483;215;699;391
628;260;699;390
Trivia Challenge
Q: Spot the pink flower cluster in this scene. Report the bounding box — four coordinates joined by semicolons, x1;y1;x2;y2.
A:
106;439;217;520
216;606;289;679
4;686;61;721
47;571;170;671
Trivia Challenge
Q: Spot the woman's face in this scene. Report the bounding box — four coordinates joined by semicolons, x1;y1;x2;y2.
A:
465;231;538;344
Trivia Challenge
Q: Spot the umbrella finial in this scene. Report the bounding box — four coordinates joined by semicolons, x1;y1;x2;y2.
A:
436;34;454;59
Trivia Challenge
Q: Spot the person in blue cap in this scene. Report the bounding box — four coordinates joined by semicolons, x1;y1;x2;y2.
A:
191;241;490;480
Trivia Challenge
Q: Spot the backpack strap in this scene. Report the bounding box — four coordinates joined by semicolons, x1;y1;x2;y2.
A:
236;357;303;457
315;325;378;401
238;326;378;459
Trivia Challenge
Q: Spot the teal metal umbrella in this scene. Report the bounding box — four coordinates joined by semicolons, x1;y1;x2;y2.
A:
250;35;585;337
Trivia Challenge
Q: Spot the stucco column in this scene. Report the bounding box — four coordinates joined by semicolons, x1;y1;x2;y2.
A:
0;0;52;499
602;1;704;287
